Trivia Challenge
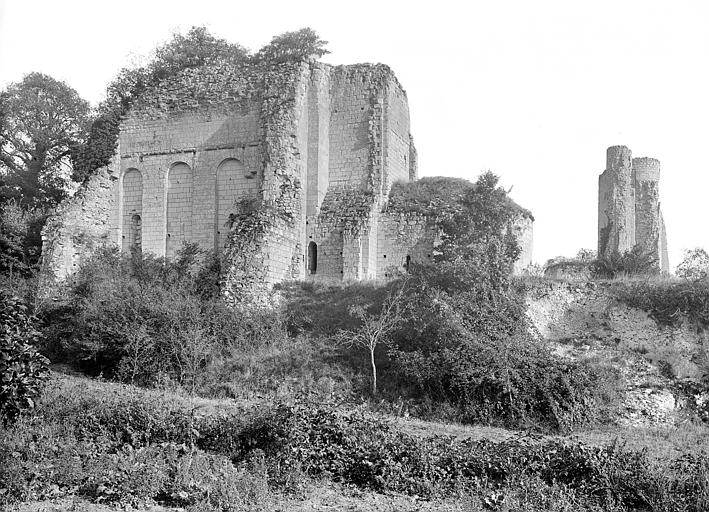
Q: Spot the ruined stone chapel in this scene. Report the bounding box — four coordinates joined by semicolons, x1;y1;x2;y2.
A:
41;59;533;297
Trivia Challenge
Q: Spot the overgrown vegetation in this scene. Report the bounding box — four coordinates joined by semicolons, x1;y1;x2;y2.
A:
1;376;707;511
592;244;660;278
40;243;352;400
0;291;49;425
377;173;620;430
610;278;709;328
0;200;47;277
43;244;283;390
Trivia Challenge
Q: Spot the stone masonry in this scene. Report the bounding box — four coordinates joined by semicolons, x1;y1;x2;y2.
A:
41;59;534;298
598;145;669;272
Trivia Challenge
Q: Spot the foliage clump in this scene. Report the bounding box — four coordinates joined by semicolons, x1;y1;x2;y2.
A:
676;248;709;282
234;399;709;510
2;374;708;510
592;244;659;278
0;200;47;277
0;291;49;424
611;279;709;328
253;27;329;63
0;72;90;206
377;173;619;430
42;244;286;391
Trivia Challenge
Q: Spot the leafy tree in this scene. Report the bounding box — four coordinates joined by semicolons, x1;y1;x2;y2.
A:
151;26;249;81
254;27;329;63
676;248;709;282
73;26;250;182
437;171;521;264
0;200;47;276
0;73;90;206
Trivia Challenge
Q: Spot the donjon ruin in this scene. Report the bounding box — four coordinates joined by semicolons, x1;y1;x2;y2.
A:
41;59;534;299
598;145;669;272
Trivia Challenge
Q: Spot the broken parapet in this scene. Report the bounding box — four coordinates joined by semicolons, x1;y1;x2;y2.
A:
597;146;669;273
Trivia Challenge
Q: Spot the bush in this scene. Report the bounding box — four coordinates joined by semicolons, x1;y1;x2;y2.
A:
42;244;288;390
0;291;49;424
253;27;329;63
380;173;621;430
386;259;620;431
234;399;709;510
592;244;659;278
3;377;708;510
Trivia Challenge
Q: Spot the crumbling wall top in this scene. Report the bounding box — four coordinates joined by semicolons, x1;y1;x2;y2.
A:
332;63;407;97
605;145;632;172
127;61;309;120
633;157;661;182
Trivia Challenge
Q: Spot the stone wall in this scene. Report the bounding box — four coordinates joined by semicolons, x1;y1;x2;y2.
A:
41;163;119;284
376;212;436;277
119;110;263;257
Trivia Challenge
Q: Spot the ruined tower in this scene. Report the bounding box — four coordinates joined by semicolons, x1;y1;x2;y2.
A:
598;145;669;272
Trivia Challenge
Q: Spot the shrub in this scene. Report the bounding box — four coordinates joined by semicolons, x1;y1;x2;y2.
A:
234;399;709;510
0;291;49;424
42;244;288;390
592;244;659;278
381;173;620;430
3;378;708;510
387;260;620;431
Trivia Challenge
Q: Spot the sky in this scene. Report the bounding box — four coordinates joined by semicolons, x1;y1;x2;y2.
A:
1;0;708;268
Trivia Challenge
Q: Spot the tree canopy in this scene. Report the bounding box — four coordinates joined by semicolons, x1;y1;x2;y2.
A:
254;27;329;63
0;72;90;207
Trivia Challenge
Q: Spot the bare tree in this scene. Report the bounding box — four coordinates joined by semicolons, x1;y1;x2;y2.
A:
337;280;408;396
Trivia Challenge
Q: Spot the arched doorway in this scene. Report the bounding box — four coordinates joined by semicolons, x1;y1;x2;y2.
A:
307;241;318;274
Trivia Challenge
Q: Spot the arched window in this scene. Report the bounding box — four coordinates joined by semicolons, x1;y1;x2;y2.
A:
166;162;193;258
122;169;142;253
307;241;318;274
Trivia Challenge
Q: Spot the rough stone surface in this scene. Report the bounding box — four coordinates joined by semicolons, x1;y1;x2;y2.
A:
526;280;709;426
526;281;708;380
598;146;669;272
41;163;119;284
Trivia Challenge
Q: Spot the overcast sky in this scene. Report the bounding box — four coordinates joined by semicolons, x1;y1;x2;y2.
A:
1;0;707;268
